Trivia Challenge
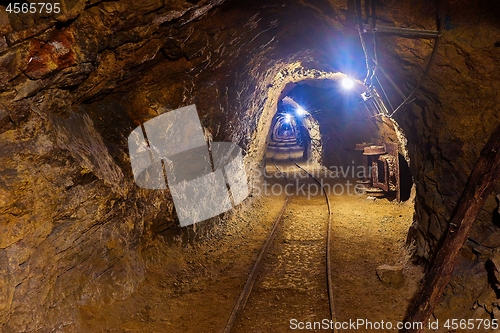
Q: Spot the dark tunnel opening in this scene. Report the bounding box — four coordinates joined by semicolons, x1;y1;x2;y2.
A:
266;98;317;163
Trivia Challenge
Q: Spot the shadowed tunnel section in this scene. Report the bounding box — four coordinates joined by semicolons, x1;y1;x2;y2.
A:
0;0;499;331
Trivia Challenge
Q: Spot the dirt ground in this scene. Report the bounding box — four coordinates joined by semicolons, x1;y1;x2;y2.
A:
80;163;422;333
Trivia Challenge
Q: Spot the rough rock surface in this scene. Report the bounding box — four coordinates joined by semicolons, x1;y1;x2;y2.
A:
375;0;500;321
0;0;500;330
376;264;405;288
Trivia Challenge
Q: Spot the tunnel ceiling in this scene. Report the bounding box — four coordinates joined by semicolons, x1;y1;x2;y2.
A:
1;0;500;330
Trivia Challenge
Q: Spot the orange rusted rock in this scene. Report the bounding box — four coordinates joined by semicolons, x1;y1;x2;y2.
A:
25;29;76;80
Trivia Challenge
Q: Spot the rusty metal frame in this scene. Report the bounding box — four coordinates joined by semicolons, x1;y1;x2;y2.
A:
360;142;401;201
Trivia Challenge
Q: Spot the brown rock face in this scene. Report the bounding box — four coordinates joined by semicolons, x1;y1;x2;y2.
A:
25;30;76;80
0;0;499;330
376;264;405;288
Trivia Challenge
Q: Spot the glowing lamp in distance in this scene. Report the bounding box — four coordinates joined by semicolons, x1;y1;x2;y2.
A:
296;106;307;116
284;113;292;123
341;77;355;89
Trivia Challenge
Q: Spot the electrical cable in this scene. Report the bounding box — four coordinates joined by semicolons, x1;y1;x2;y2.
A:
357;0;446;118
375;75;395;113
377;64;407;100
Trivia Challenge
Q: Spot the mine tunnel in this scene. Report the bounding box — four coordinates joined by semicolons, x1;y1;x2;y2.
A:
1;0;500;332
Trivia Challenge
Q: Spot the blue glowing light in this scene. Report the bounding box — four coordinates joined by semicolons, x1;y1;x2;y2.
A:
341;77;355;89
296;106;307;116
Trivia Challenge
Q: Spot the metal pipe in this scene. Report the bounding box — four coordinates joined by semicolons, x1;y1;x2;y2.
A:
370;0;379;81
356;0;372;85
363;24;440;38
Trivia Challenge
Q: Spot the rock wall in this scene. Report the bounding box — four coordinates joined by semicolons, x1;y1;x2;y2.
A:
373;0;500;320
0;1;225;331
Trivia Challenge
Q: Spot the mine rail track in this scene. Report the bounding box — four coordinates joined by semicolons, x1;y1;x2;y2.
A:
290;157;337;332
223;154;337;333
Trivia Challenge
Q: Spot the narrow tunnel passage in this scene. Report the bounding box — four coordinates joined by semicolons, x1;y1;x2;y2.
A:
266;108;304;161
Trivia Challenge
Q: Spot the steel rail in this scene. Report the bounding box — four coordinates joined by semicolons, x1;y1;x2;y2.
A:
289;156;337;333
223;158;289;333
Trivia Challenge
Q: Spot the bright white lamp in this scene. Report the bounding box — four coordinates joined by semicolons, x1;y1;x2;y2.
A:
296;106;307;116
341;77;354;89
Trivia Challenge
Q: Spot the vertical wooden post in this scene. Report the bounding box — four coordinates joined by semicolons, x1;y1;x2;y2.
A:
403;123;500;332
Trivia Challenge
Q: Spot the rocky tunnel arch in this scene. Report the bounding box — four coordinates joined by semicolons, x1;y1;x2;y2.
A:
247;65;364;166
266;96;323;163
271;113;298;142
247;64;414;204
